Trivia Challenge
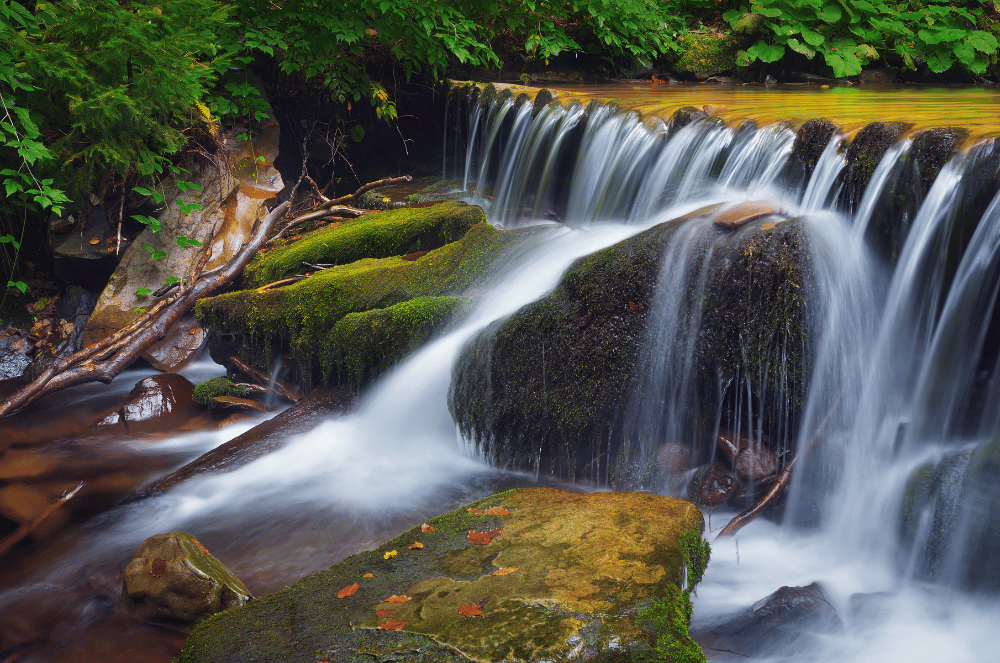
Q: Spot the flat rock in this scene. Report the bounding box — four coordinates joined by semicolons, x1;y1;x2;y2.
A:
180;487;708;663
711;201;784;230
208;396;267;413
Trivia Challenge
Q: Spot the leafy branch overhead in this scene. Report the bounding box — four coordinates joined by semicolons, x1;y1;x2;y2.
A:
725;0;999;77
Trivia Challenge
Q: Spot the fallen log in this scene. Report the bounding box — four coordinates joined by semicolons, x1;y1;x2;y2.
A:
230;355;303;402
0;482;83;557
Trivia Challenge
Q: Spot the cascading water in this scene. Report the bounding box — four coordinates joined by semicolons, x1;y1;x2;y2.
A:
447;87;1000;661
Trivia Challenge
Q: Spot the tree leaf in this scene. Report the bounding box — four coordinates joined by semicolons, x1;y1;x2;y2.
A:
458;604;482;617
378;621;406;630
337;583;359;598
383;595;411;604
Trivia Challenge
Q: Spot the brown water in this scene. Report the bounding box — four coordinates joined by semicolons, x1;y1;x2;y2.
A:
487;81;1000;141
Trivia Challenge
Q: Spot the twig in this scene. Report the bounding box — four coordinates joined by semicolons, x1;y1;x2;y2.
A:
256;276;306;291
230;355;303;402
301;262;334;270
319;175;412;209
0;482;83;557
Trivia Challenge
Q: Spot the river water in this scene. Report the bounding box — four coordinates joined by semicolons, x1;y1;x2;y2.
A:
3;84;1000;661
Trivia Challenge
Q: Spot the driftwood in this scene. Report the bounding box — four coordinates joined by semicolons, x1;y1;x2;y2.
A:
717;394;843;538
230;355;303;402
0;201;287;419
0;482;83;557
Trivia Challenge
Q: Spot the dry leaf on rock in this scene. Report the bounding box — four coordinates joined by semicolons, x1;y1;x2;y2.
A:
458;604;482;617
468;528;502;545
337;583;359;599
482;506;511;516
421;522;434;533
408;541;424;550
466;508;484;514
363;573;373;578
492;567;518;576
378;621;405;630
383;549;397;559
383;595;411;604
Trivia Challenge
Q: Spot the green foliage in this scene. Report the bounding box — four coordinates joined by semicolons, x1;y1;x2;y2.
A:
724;1;999;77
193;376;249;406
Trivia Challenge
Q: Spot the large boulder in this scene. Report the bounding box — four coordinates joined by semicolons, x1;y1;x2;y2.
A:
119;531;251;629
196;216;519;390
450;207;812;481
91;373;199;437
179;487;708;663
83;84;283;371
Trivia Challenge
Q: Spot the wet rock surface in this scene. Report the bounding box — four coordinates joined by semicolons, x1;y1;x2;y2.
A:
179;488;707;663
694;582;842;658
119;532;251;629
692;463;739;506
93;374;199;437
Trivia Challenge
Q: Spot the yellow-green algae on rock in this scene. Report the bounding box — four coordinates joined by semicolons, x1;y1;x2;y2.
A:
179;487;708;663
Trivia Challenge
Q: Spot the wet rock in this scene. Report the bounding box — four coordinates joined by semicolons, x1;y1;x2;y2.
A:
696;582;842;657
656;442;691;475
119;532;251;629
716;431;780;481
693;463;739;506
847;591;894;630
94;374;199;437
142;311;208;372
53;285;99;355
792;118;840;183
0;483;68;539
209;396;267;414
666;106;708;139
839;121;908;214
0;448;57;481
180;488;707;663
192;377;249;406
711;200;785;231
151;386;353;491
859;67;897;84
0;330;30;380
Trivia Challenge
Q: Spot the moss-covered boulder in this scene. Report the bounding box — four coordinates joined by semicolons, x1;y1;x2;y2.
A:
179;487;708;663
192;377;249;407
196;221;518;389
450;208;812;480
243;201;486;288
671;33;739;79
119;532;251;630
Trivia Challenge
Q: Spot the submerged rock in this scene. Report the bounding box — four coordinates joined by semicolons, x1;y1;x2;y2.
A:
716;431;780;481
692;463;739;506
179;487;708;663
119;532;251;629
711;200;784;231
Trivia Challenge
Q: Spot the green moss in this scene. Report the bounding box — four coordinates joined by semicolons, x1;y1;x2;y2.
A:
672;33;739;76
405;180;475;205
197;222;518;390
192;377;249;407
243;202;485;288
841;122;909;212
330;295;467;385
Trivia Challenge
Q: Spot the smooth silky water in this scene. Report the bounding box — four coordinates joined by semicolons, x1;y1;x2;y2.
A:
4;84;1000;661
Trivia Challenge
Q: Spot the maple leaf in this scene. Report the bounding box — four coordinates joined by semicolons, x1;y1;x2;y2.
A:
458;604;482;617
337;583;359;599
383;595;411;604
379;621;406;630
421;523;434;533
482;507;511;516
375;609;393;619
409;541;424;550
492;567;519;576
468;528;503;545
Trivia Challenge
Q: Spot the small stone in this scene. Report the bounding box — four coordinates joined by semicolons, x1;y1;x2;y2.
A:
716;431;779;481
119;532;251;629
696;463;739;506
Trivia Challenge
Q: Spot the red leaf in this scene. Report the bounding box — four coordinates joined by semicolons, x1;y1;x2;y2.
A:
338;583;359;599
384;595;411;604
458;604;482;617
379;621;406;630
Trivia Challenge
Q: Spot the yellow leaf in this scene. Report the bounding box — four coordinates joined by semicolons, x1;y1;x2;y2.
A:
383;549;397;559
409;541;424;550
492;567;519;576
363;573;373;578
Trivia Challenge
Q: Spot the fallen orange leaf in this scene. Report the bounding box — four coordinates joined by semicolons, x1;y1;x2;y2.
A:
482;507;511;516
363;573;374;578
458;604;482;617
409;541;424;550
421;523;434;533
467;531;491;545
384;595;411;604
379;621;406;630
375;609;393;619
492;567;519;576
466;508;484;514
89;238;100;245
338;583;359;599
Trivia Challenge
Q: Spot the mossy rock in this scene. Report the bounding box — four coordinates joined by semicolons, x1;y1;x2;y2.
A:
671;33;739;78
192;377;249;407
406;180;476;205
791;118;840;183
178;487;707;663
332;295;469;385
243;202;486;288
196;222;520;389
838;121;909;214
450;208;812;481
